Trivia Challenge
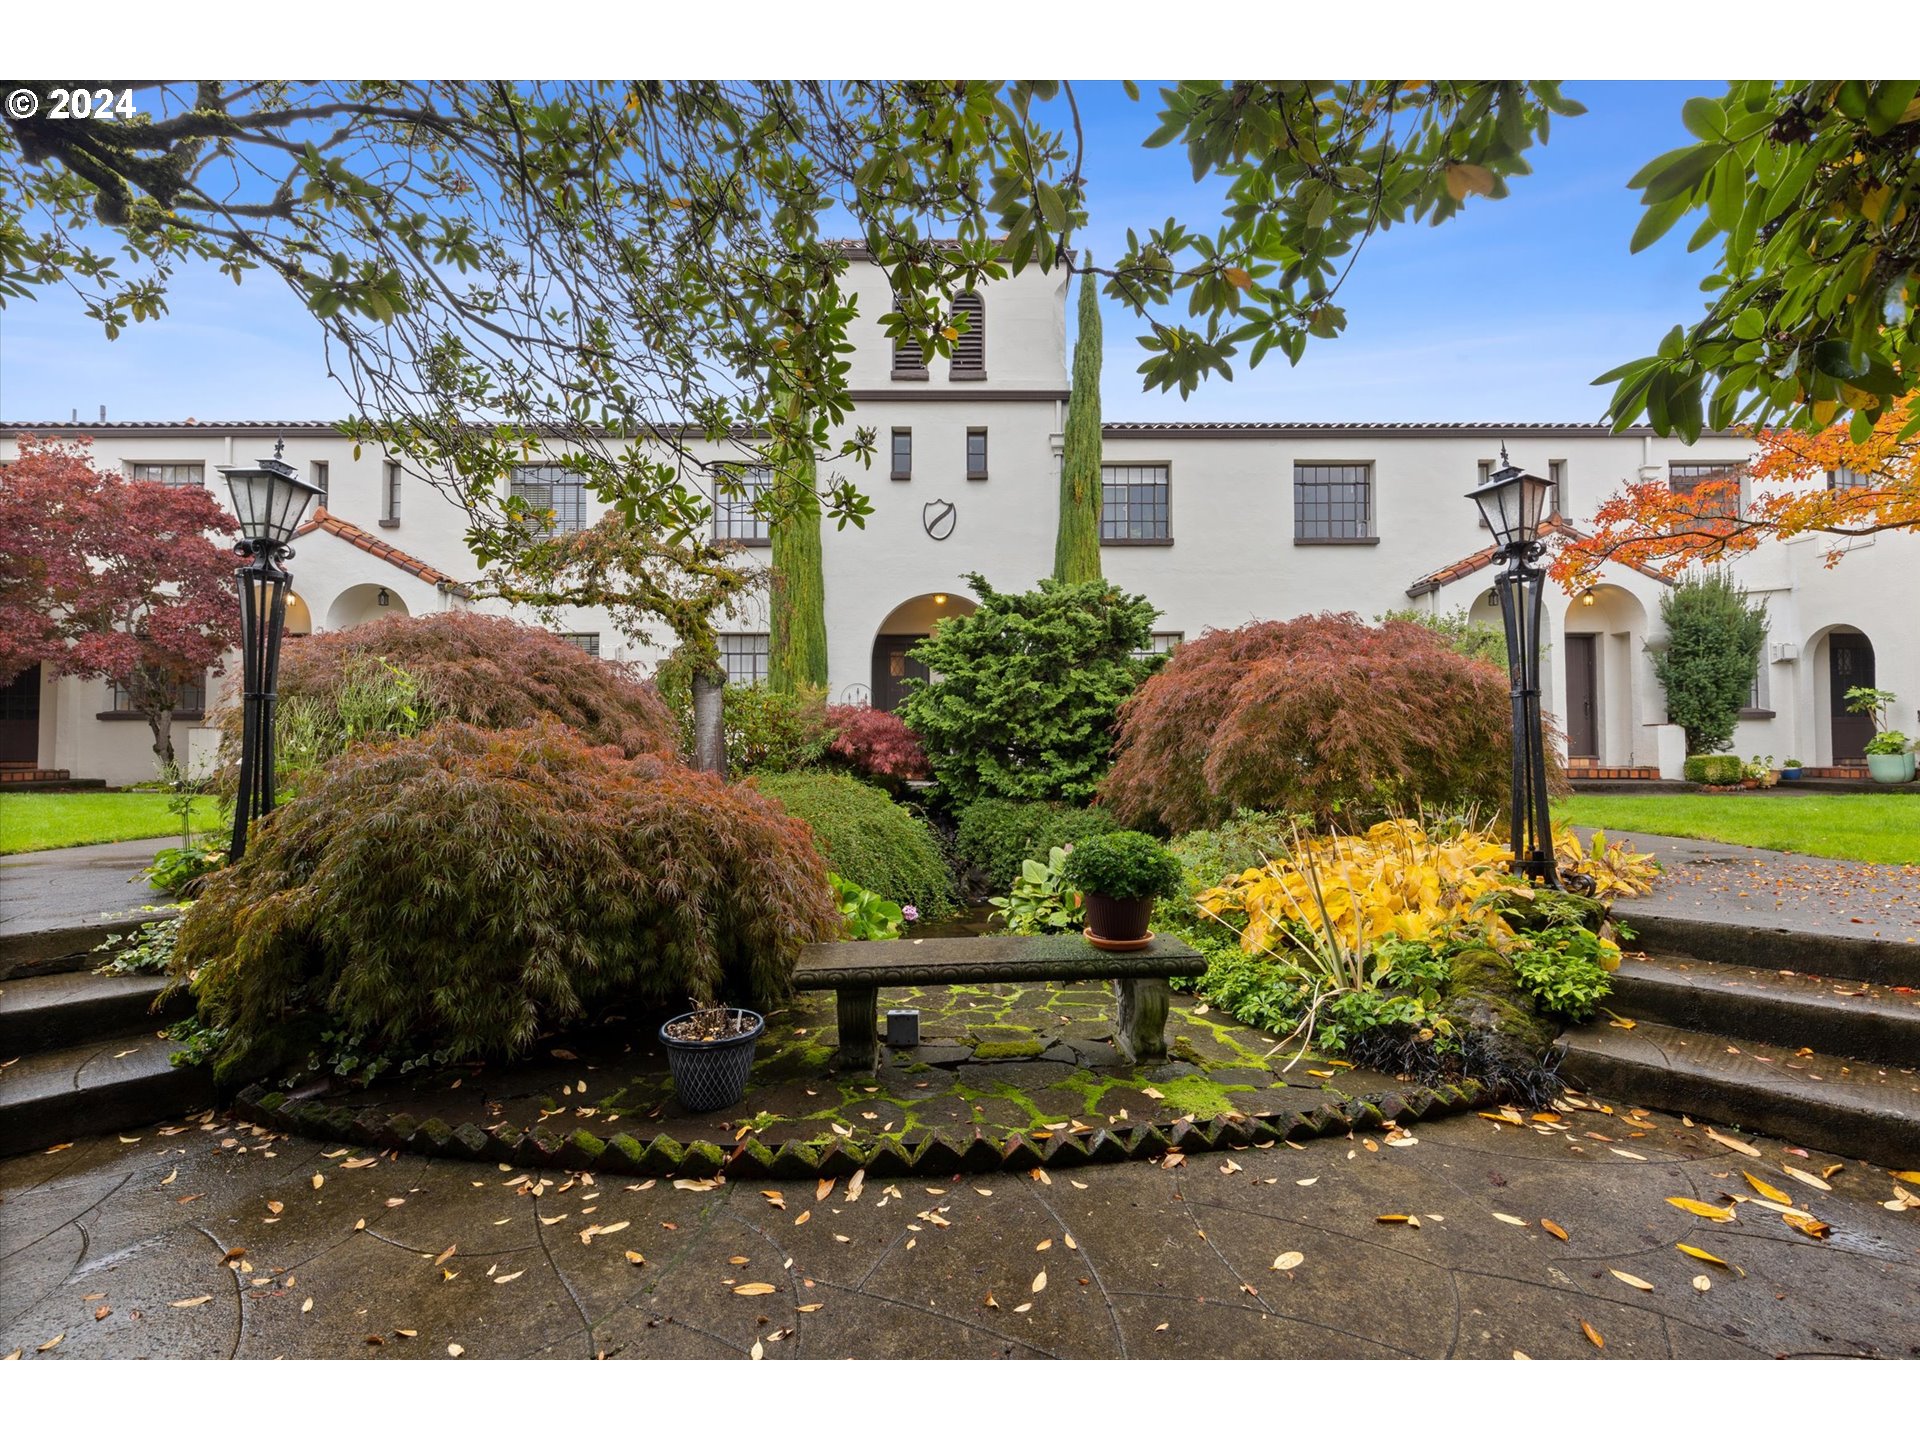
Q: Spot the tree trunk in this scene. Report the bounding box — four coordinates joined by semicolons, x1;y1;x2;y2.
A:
691;664;726;775
144;705;177;775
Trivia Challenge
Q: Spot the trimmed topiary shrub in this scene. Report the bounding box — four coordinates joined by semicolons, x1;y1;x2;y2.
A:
1100;613;1555;832
898;572;1160;807
751;770;957;920
1061;829;1184;902
176;721;837;1081
953;797;1118;894
1649;571;1768;755
1683;753;1744;785
824;705;929;785
240;613;678;791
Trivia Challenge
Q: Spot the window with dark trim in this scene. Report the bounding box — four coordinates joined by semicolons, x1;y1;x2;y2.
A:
966;428;988;481
510;465;588;536
559;632;601;657
891;428;913;481
713;467;772;544
950;291;986;379
381;460;402;525
1102;463;1171;542
105;674;205;717
890;292;927;379
1668;461;1742;520
1743;652;1773;717
1477;458;1567;525
310;461;329;507
1133;631;1184;662
126;462;204;487
720;633;769;686
1294;463;1374;541
1827;466;1871;490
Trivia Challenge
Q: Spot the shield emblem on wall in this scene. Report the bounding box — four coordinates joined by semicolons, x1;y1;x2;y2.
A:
922;498;957;541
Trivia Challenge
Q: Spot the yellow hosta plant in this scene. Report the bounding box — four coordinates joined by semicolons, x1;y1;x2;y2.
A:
1196;819;1532;982
1553;825;1659;899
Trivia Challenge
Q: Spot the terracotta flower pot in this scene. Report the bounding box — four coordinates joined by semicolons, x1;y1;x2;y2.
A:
1082;892;1155;945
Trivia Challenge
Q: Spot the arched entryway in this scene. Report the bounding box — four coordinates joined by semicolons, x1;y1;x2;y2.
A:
1807;625;1875;764
325;583;410;631
284;592;314;637
1562;584;1650;766
870;591;976;712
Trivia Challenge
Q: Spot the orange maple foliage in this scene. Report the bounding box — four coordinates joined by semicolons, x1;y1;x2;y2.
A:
1551;397;1920;591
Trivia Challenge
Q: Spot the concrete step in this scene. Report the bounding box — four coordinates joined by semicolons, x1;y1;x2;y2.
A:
0;915;173;981
0;969;186;1055
0;1028;215;1157
1615;912;1920;990
1608;954;1920;1069
1556;1020;1920;1171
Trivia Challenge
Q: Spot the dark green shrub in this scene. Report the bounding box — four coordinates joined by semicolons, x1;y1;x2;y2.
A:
898;572;1160;806
751;771;957;920
176;721;838;1081
954;798;1118;893
1683;753;1743;785
1061;830;1184;901
1649;571;1768;754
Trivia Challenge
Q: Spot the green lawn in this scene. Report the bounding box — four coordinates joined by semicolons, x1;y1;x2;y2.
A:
1554;792;1920;866
0;791;219;855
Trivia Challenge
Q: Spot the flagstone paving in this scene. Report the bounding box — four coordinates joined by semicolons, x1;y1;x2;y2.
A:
5;1093;1916;1360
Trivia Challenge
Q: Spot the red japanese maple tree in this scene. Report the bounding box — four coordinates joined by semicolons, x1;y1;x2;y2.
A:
0;437;239;773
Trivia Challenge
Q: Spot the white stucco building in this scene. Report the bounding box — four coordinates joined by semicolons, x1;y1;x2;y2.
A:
5;257;1916;786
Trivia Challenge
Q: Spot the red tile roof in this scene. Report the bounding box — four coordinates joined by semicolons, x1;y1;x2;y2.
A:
294;508;473;597
1405;515;1674;597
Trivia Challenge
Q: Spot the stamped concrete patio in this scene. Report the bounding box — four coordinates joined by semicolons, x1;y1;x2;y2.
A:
5;1089;1915;1360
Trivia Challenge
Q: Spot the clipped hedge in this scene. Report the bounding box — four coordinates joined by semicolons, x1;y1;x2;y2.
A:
751;771;957;920
954;797;1119;894
1683;754;1744;785
177;721;837;1081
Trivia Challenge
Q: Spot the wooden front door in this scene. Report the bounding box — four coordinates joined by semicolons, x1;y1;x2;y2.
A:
1565;634;1599;759
0;665;41;764
1830;632;1876;763
872;635;930;713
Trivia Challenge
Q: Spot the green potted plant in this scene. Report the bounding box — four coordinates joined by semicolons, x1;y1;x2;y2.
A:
1740;755;1777;789
1061;829;1185;950
1780;758;1803;781
1846;687;1916;783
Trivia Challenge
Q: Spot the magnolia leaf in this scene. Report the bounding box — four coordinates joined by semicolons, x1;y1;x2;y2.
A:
1271;1251;1305;1271
1492;1213;1528;1227
1705;1128;1761;1158
1609;1269;1655;1292
1665;1196;1735;1221
169;1295;213;1308
1541;1220;1569;1242
1781;1165;1831;1193
1581;1320;1605;1349
1676;1243;1728;1267
1742;1171;1793;1206
734;1282;777;1296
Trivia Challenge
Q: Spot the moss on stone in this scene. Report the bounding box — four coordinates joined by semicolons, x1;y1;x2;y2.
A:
606;1133;647;1168
566;1128;608;1161
1151;1073;1250;1120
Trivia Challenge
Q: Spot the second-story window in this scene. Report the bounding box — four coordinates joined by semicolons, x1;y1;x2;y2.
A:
891;428;913;481
950;291;986;379
510;465;587;536
966;428;988;481
559;632;601;657
1669;461;1743;520
1477;458;1566;525
126;462;204;487
1102;464;1171;542
1294;462;1375;541
382;460;402;525
713;466;772;545
310;461;330;508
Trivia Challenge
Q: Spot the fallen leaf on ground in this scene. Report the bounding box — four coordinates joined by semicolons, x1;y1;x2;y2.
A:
1781;1211;1832;1240
1676;1243;1728;1267
794;1210;811;1226
1666;1196;1735;1221
93;1306;110;1321
1296;1177;1318;1186
1541;1220;1569;1242
310;1173;324;1189
340;1156;378;1169
1492;1213;1528;1227
761;1190;785;1209
1375;1214;1418;1226
625;1251;645;1266
1609;1269;1654;1291
1580;1321;1604;1349
1220;1159;1242;1174
492;1271;524;1285
797;1303;823;1313
37;1334;62;1351
1692;1275;1712;1292
1781;1165;1831;1193
1888;1169;1920;1184
1743;1171;1794;1206
672;1177;722;1192
169;1295;212;1308
846;1169;866;1202
1035;1239;1052;1251
1513;1349;1530;1359
1706;1128;1761;1158
1609;1148;1646;1161
1271;1251;1304;1272
301;1298;313;1313
1031;1271;1047;1293
447;1343;464;1357
733;1283;776;1296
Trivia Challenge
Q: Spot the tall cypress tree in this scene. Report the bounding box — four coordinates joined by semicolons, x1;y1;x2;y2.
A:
767;429;828;693
1054;267;1104;583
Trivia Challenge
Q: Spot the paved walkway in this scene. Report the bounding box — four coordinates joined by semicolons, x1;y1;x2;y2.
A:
4;1093;1915;1360
1600;831;1920;946
0;839;173;939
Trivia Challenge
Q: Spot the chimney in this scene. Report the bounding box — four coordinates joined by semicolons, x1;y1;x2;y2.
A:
70;408;77;423
99;405;107;423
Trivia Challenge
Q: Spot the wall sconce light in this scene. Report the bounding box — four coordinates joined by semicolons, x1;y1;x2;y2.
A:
932;593;948;605
377;587;390;608
1580;588;1597;607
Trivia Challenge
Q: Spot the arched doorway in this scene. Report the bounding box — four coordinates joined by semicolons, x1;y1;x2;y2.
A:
1809;626;1875;763
325;583;410;631
871;591;976;712
1563;584;1650;767
284;593;314;637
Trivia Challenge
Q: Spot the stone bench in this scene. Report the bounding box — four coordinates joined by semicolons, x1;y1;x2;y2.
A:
793;933;1201;1073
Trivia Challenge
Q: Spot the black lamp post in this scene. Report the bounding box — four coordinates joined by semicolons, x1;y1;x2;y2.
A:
1467;446;1561;888
220;444;322;861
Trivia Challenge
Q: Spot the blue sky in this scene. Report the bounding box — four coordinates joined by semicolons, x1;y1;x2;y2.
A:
0;81;1720;425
